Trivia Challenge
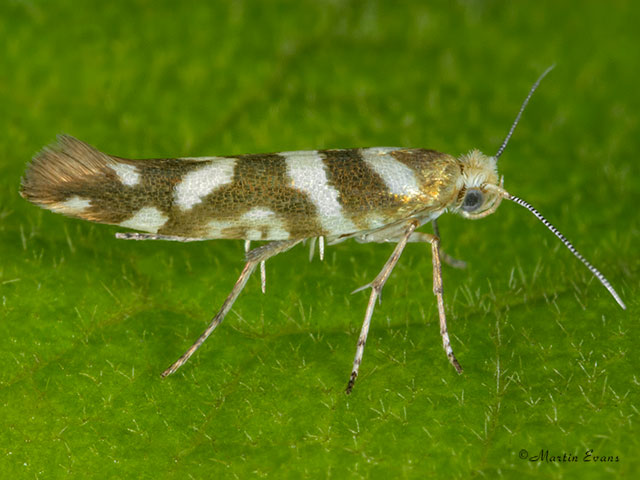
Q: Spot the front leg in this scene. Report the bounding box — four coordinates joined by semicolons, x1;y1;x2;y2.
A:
424;232;463;374
430;220;466;269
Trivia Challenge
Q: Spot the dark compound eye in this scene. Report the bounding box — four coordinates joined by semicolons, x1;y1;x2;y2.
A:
462;189;484;212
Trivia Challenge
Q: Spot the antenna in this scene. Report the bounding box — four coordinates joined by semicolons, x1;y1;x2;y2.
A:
507;193;626;310
495;64;556;160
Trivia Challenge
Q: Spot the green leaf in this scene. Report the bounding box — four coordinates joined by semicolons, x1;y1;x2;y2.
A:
1;1;637;478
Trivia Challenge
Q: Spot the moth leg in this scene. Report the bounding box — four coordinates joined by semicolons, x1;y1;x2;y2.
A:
161;239;301;378
308;237;317;262
308;236;325;262
116;232;205;242
424;232;463;374
346;221;418;394
430;220;466;269
410;231;466;270
244;240;267;293
377;229;463;373
318;236;325;261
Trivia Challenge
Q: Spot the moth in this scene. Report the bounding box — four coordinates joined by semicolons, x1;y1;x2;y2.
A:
21;66;625;393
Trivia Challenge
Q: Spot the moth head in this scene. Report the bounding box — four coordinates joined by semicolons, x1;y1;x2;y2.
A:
448;65;625;310
453;65;558;221
454;150;504;219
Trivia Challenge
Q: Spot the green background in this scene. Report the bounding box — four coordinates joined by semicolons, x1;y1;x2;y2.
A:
1;1;638;478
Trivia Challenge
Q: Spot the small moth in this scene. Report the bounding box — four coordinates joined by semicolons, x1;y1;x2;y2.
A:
21;66;625;393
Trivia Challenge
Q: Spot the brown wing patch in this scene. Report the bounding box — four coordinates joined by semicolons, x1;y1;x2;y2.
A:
321;149;404;228
159;153;324;239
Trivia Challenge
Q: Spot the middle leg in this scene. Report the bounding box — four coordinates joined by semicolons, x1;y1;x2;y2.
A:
346;220;418;394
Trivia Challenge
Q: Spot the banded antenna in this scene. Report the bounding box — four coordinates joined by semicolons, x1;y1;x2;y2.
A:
506;193;626;310
495;64;556;160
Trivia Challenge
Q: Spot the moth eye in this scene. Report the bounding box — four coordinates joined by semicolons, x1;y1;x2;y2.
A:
462;189;484;212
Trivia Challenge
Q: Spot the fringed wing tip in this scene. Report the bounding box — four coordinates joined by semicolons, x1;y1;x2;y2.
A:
21;135;69;199
21;135;112;206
